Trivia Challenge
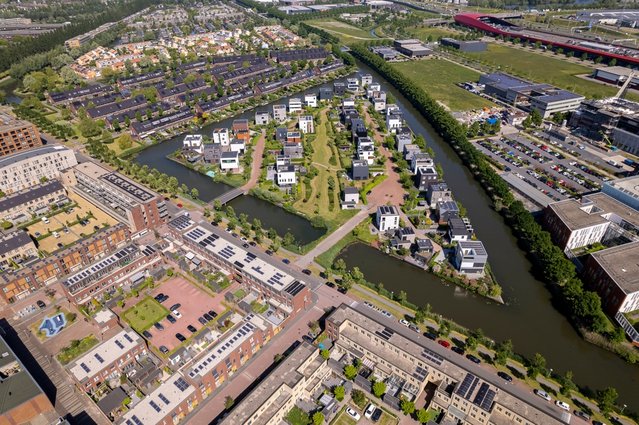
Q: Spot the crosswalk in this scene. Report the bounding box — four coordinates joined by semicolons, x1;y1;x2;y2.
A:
21;329;103;425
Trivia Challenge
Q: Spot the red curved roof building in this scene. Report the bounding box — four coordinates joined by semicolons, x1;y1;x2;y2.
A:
454;13;639;67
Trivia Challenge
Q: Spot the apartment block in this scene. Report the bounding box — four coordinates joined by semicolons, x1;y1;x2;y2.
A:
70;162;167;233
288;98;302;114
61;244;162;305
69;329;146;392
0;117;42;158
0;179;67;224
167;216;310;318
0;224;130;304
220;342;329;425
0;145;77;194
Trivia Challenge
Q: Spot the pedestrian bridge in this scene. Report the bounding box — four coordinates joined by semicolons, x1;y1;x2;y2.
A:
212;187;245;205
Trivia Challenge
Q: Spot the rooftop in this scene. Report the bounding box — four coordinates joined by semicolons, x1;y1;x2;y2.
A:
547;193;639;231
378;205;399;216
604;175;639;201
458;240;488;256
0;230;33;257
69;329;142;383
0;145;73;168
590;241;639;294
0;180;64;214
75;162;159;204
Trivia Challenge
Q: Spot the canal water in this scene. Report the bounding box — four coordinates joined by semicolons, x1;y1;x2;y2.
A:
134;77;352;245
336;61;639;408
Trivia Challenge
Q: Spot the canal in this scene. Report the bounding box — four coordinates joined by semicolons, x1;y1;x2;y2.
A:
133;78;352;245
336;60;638;408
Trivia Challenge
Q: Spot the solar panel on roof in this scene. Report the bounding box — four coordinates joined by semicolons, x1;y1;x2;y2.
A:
456;373;474;398
115;340;124;349
149;400;161;412
285;281;305;296
234;261;244;268
131;415;143;425
123;333;134;343
95;354;104;363
421;348;444;366
174;377;190;392
158;393;170;404
481;389;495;411
80;363;90;373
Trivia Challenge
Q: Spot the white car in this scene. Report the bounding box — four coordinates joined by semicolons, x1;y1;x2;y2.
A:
172;310;182;318
399;319;410;327
364;403;376;419
346;407;361;421
534;389;551;402
555;400;570;411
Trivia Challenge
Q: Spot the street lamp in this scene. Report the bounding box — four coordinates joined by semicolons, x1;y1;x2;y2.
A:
621;404;627;414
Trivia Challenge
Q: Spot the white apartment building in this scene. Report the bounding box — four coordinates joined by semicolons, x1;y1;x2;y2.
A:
212;128;230;146
273;104;287;122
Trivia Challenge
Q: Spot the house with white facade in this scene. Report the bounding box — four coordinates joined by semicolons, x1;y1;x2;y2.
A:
183;134;203;154
288;98;302;114
376;205;400;232
273;104;287;122
220;151;239;172
299;115;314;134
304;94;317;108
213;128;230;146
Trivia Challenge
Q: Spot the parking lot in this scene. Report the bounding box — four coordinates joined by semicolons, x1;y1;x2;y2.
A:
25;192;119;254
147;277;225;353
476;134;611;206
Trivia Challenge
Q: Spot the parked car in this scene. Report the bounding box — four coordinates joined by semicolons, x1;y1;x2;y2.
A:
36;300;46;309
534;389;551;402
159;346;169;354
451;346;465;355
175;333;186;342
207;310;218;318
424;332;437;340
345;407;361;421
153;322;164;331
364;403;376;419
34;231;41;237
142;330;152;339
498;371;513;382
573;410;590;421
198;317;208;325
243;243;249;248
325;281;335;288
438;340;450;348
371;408;382;422
172;310;182;318
52;231;60;238
154;294;165;302
302;269;312;275
159;294;169;303
249;241;257;246
57;242;64;249
166;315;176;324
399;319;410;327
41;217;49;224
169;303;181;311
282;258;290;264
555;401;570;411
265;250;274;256
408;324;419;333
187;325;197;333
466;354;481;364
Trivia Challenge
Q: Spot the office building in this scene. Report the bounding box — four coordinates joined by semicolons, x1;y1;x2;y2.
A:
0;230;37;269
219;342;329;425
376;205;400;232
393;39;432;57
441;38;487;52
592;66;639;90
0;224;130;304
454;240;488;275
584;242;639;315
69;329;146;391
70;162;167;233
0;179;67;224
0;117;42;158
0;145;77;194
543;193;639;250
0;335;57;424
602;175;639;210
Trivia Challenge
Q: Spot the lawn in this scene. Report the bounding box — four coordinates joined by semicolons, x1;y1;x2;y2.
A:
293;109;356;228
306;19;379;44
57;335;99;365
392;58;495;111
122;297;170;332
406;25;460;41
464;43;639;100
332;410;357;425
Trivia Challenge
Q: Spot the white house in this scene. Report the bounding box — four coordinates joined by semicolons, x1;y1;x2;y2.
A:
276;164;297;187
273;104;287;122
361;74;373;86
304;94;317;108
347;77;359;92
373;98;386;112
367;83;381;98
255;111;270;125
386;113;402;133
299;115;314;134
183;134;203;154
376;205;400;232
341;187;360;209
289;98;302;114
454;240;488;276
342;98;355;108
230;139;245;153
213;128;230;146
220;151;239;171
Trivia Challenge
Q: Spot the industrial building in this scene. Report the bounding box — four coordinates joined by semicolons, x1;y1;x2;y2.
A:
592;66;639;90
440;37;487;52
393;39;432;57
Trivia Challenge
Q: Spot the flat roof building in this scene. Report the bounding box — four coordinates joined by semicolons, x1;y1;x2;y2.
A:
70;162;167;233
0;116;42;158
0;145;77;194
454;240;488;275
603;175;639;210
376;205;400;232
441;37;487;52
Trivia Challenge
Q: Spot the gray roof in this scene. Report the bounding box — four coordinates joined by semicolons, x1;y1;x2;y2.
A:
221;151;239;159
0;180;64;213
0;145;72;168
458;240;487;255
0;336;48;414
97;387;127;414
378;205;399;216
344;187;359;194
0;230;33;256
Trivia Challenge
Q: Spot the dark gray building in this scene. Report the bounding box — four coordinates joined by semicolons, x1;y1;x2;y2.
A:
334;82;346;97
352;159;369;180
203;143;223;163
415;166;438;191
283;142;303;159
319;87;333;100
426;182;452;208
441;38;487;52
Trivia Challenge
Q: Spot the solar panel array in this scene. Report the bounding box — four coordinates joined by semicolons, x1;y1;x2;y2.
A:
64;245;138;288
456;373;479;399
123;333;134;343
80;363;90;373
115;340;124;349
169;214;193;230
285;280;306;296
473;382;496;412
185;228;206;241
126;415;143;425
376;327;394;341
102;172;155;202
149;400;161;413
413;365;428;381
266;271;286;288
94;354;104;363
421;348;444;367
188;321;256;379
158;393;170;404
174;377;190;392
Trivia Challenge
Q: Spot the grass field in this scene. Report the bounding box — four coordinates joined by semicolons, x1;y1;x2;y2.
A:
306;19;379;44
406;25;460;41
122;297;170;332
464;43;635;100
293;109;356;227
392;58;495;111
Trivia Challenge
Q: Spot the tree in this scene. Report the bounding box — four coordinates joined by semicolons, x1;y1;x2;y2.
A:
372;381;386;398
117;133;133;151
333;385;345;401
438;320;451;337
190;187;199;200
283;231;296;247
596;387;618;414
416;408;437;424
320;349;330;361
400;398;415;415
351;389;366;408
344;364;357;380
224;396;234;409
526;353;547;379
312;412;324;425
559;371;577;397
332;258;346;274
494;339;513;365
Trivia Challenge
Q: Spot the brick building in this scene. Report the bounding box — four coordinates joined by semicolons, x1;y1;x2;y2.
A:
0;179;67;224
0;117;42;158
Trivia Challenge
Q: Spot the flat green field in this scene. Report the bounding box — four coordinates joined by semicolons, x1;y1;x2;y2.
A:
406;25;460;41
122;297;169;332
306;19;379;44
464;43;631;99
392;58;495;111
